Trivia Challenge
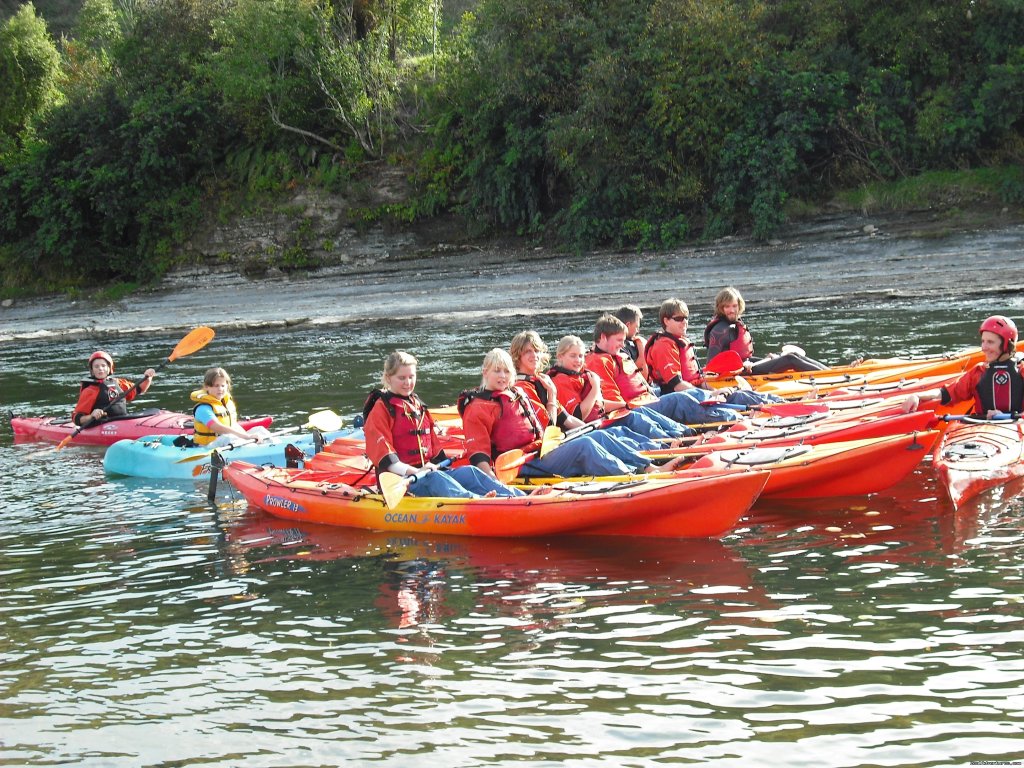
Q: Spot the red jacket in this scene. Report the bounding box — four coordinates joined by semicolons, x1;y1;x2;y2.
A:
363;391;437;471
943;359;1024;414
459;388;543;466
585;347;657;409
645;331;703;390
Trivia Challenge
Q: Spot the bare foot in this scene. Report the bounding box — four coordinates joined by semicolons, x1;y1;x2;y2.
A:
528;485;558;496
484;490;498;498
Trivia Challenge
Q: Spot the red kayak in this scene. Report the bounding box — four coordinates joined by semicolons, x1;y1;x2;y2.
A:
933;417;1024;509
10;408;274;447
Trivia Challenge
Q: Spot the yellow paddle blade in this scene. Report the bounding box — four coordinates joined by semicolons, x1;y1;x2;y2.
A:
304;409;343;432
539;425;563;458
168;326;215;362
379;472;410;509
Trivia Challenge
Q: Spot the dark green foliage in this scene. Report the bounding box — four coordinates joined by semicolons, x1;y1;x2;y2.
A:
431;0;1024;246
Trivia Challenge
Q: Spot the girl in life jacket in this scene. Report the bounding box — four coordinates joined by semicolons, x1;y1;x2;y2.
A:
704;286;828;374
546;334;690;444
72;350;157;427
903;315;1024;417
461;347;687;481
364;350;522;499
191;367;269;447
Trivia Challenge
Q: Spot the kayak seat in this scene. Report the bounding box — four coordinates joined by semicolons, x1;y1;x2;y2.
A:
943;441;999;461
720;445;813;466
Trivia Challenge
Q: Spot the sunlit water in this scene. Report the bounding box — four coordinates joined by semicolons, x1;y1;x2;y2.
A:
2;296;1023;766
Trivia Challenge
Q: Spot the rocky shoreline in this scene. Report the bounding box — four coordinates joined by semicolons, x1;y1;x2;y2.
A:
2;206;1022;345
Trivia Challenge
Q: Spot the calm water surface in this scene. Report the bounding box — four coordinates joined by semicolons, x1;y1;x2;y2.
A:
2;300;1023;766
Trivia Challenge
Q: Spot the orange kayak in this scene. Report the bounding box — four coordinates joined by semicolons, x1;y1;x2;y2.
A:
933;418;1024;509
517;431;940;500
705;345;996;392
222;462;769;539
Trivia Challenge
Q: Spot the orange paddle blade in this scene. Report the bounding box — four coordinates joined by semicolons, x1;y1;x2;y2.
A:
168;326;215;362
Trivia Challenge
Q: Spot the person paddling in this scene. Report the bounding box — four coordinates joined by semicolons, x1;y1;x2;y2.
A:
72;350;157;427
903;315;1023;417
704;286;828;374
460;348;686;481
364;351;522;498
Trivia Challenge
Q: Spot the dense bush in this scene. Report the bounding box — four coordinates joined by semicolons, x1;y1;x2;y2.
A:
1;0;1022;290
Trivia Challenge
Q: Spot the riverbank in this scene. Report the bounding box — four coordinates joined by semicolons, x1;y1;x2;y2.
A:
2;206;1023;344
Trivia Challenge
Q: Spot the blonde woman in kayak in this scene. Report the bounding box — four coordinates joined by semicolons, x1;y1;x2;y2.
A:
459;347;686;481
363;350;522;498
704;286;828;374
903;315;1023;417
545;333;691;443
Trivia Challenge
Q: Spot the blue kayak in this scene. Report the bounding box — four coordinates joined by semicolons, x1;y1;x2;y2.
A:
103;429;356;480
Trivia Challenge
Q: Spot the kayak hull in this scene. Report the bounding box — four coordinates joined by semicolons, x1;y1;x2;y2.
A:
516;431;940;500
933;419;1024;509
11;409;273;446
103;429;356;479
223;462;769;539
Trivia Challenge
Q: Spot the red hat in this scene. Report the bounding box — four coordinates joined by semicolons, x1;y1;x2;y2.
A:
979;315;1018;354
89;350;114;372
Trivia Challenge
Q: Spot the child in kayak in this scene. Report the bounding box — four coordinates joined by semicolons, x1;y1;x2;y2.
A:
72;350;157;427
586;314;741;425
704;286;828;374
460;347;687;480
644;298;783;410
191;367;269;446
903;315;1023;417
546;334;691;442
364;351;523;498
613;304;651;382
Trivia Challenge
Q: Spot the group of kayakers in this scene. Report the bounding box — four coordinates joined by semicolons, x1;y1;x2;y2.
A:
71;285;1023;501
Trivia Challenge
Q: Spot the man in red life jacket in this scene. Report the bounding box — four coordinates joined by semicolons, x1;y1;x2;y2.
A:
585;314;740;424
903;315;1023;417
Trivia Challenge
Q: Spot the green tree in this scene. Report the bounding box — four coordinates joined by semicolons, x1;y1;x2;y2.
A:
0;2;62;149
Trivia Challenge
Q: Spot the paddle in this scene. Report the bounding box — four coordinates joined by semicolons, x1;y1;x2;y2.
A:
179;409;343;464
379;459;452;509
943;413;1018;423
700;400;830;417
56;326;216;450
494;449;527;483
704;350;744;376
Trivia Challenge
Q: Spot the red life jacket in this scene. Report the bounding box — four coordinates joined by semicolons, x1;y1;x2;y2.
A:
704;316;755;360
975;359;1024;414
458;387;543;456
79;377;129;418
586;347;652;403
547;365;601;421
363;389;436;466
645;330;701;387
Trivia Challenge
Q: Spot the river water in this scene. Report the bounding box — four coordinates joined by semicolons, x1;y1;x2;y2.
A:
2;222;1024;766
